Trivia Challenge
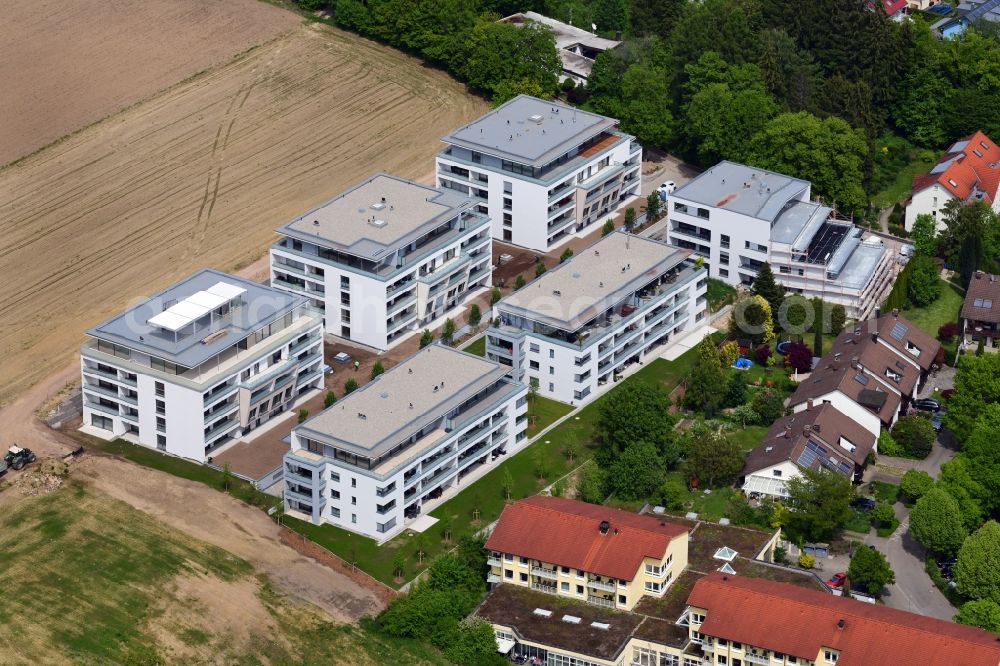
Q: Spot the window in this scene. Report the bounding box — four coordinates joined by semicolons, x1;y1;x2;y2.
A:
720;253;729;265
644;581;663;593
341;310;351;323
505;569;513;579
90;414;113;430
351;496;356;505
731;643;741;650
618;595;626;605
341;276;350;289
351;478;357;488
156;434;166;449
549;349;555;359
340;292;350;306
156;416;166;433
717;658;727;665
779;265;790;274
720;234;730;248
529;343;540;353
520;572;528;582
529;360;540;370
576;569;584;578
330;490;340;500
329;507;340;518
691;613;705;624
634;648;657;666
576;584;584;594
717;639;728;648
520;556;528;564
156;399;165;415
719;268;729;278
824;651;838;663
504;181;512;194
504;553;514;561
549;382;555;392
503;197;512;211
561;566;570;573
561;582;569;591
773;469;782;477
549;366;554;375
154;381;165;397
351;514;357;524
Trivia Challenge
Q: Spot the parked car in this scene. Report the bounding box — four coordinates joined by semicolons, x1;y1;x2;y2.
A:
826;572;847;588
658;181;676;199
851;497;877;512
912;398;941;412
931;411;946;433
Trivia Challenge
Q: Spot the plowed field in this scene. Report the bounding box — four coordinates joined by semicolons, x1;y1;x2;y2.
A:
0;22;488;404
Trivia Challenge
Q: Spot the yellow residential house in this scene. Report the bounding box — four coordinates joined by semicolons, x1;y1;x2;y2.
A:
484;496;689;612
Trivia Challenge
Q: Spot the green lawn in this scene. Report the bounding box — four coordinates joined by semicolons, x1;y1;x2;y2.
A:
843;510;872;535
527;395;575;437
871;480;900;503
284;339;709;587
706;278;737;311
872;152;937;209
727;425;770;453
900;279;964;338
662;471;738;521
460;335;486;357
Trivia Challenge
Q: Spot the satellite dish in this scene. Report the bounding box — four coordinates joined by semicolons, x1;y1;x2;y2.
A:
591;23;597;31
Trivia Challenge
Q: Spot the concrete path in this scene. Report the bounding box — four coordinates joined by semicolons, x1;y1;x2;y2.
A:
867;503;955;621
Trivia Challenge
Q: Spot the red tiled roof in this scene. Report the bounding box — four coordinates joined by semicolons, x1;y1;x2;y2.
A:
911;131;1000;203
485;496;688;581
882;0;908;13
688;573;1000;666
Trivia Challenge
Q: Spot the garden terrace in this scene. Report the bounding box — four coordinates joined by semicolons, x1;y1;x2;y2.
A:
632;570;702;644
476;584;643;661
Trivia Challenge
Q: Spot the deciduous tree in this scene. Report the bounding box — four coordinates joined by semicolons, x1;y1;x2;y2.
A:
848;545;895;595
785;468;853;541
682;432;744;487
909;488;968;557
890;415;935;459
609;441;667;501
955;521;1000;604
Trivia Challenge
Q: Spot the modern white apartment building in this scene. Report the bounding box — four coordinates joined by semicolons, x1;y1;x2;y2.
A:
437;95;642;252
81;269;324;462
283;345;528;539
487;231;707;405
270;173;491;351
667;161;895;320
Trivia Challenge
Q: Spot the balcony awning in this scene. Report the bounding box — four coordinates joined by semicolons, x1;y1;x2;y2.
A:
496;637;516;654
742;474;789;498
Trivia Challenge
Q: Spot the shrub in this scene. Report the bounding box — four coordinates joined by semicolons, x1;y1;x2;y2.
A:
371;360;385;379
799;553;816;569
719;341;740;368
559;248;574;263
755;345;772;365
344;378;359;394
657;480;686;510
490;286;502;305
938;321;959;342
870;502;896;527
324;390;337;408
419;329;434;348
468;304;481;327
535;262;547;278
891;415;936;459
752;388;786;424
514;275;526;290
785;341;813;373
900;469;934;502
297;408;309;423
602;219;615;236
878;430;904;457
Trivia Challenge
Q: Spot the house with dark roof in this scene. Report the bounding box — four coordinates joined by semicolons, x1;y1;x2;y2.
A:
686;572;1000;666
962;271;1000;352
484;495;690;611
741;403;878;499
905;131;1000;232
870;311;940;377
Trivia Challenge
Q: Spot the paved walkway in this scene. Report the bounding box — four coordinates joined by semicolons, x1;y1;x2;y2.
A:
660;325;718;361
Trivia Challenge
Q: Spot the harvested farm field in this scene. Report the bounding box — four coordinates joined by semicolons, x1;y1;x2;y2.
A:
0;22;489;405
0;0;300;166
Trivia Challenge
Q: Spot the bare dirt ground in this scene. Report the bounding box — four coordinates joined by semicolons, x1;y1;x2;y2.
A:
0;22;489;406
74;454;383;621
0;0;300;166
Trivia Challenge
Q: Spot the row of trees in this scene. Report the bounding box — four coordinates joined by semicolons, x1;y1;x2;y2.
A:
294;0;563;104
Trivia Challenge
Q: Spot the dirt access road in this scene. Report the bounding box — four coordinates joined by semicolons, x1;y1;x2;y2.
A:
0;21;488;406
0;0;299;167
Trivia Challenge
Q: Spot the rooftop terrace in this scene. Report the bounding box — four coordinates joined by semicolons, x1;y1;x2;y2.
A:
277;173;474;261
86;269;307;370
440;95;618;167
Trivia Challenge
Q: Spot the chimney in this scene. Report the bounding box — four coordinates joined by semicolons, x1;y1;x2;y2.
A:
851;357;859;369
807;399;814;411
871;331;878;343
784;424;792;438
804;424;812;435
892;308;899;318
875;306;881;319
599;520;610;535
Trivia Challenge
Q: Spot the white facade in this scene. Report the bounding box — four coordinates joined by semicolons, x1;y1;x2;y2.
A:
81;270;324;462
271;174;491;351
742;460;801;499
437;96;641;252
486;232;708;405
789;393;883;438
283;346;528;540
668;161;894;320
904;183;953;233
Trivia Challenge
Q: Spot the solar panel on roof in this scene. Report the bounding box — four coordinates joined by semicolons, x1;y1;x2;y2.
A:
890;321;908;341
854;373;869;386
985;299;993;308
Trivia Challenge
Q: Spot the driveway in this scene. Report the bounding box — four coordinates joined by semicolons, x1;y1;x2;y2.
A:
866;503;956;621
